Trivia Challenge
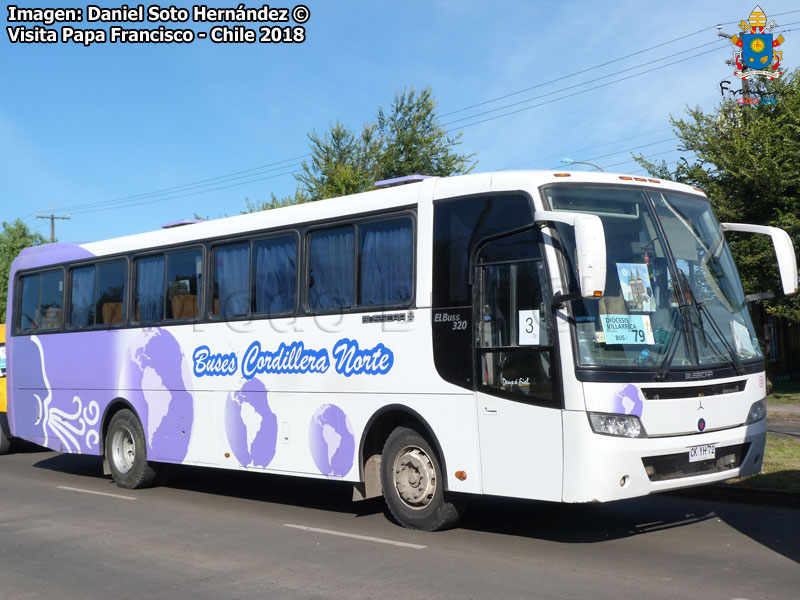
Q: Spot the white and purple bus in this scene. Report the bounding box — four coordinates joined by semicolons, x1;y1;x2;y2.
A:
6;171;797;530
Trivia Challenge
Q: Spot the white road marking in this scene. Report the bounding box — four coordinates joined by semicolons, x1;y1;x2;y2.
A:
284;524;427;549
57;486;137;501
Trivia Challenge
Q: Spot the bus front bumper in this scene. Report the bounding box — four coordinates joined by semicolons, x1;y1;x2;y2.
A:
561;410;766;503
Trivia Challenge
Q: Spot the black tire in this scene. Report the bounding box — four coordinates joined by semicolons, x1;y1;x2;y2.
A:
380;425;465;531
0;428;11;455
105;409;158;489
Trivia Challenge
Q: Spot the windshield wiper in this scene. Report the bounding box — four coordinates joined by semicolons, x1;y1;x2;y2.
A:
677;270;745;375
655;307;683;381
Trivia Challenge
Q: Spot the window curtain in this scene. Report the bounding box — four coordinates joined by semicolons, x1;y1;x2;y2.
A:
359;220;412;305
216;244;250;316
136;256;165;321
254;237;296;313
309;228;354;309
71;267;95;327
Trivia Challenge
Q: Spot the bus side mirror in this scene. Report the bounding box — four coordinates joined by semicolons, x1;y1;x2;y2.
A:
535;210;607;299
720;222;799;296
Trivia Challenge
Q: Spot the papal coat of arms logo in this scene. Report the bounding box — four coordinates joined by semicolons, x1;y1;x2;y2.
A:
729;5;785;80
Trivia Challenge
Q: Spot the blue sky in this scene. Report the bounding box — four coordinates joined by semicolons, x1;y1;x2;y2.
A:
2;0;799;243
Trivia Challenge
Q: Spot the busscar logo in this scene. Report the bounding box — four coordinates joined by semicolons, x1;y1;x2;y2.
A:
728;6;785;80
685;370;713;380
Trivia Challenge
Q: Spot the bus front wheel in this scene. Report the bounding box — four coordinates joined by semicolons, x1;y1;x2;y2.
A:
380;426;464;531
105;409;157;489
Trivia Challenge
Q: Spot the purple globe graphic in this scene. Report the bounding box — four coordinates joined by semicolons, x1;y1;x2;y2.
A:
308;404;355;477
225;377;278;468
120;328;195;462
614;384;644;417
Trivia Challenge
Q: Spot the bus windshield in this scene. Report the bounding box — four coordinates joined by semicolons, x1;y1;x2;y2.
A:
545;185;762;371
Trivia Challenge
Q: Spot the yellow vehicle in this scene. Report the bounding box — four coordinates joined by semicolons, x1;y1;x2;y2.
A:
0;323;9;454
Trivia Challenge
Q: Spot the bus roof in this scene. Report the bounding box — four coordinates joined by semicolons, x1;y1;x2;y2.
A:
13;170;704;272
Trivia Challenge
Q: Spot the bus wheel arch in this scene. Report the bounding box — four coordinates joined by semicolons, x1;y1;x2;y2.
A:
100;398;138;468
357;406;464;530
379;423;465;531
101;400;158;489
358;405;448;493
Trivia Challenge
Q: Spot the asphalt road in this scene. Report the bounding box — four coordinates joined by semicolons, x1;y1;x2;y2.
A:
1;442;798;600
767;415;800;438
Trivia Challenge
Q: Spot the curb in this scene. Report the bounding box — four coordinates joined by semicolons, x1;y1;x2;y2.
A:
668;484;800;508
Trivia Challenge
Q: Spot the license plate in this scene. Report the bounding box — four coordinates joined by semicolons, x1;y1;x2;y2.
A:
688;444;716;463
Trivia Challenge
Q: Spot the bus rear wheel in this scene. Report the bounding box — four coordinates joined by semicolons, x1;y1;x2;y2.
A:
380;426;464;531
105;409;157;489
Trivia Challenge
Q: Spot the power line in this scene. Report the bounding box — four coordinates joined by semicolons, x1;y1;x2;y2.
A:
30;12;800;219
66;166;301;216
440;9;799;119
445;44;727;133
70;135;681;215
39;155;308;215
598;148;683;171
444;39;728;128
498;126;673;170
630;159;680;176
27;23;734;218
546;138;677;170
444;35;724;120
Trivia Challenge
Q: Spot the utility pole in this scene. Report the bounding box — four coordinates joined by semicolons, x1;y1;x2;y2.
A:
35;213;71;242
717;28;749;98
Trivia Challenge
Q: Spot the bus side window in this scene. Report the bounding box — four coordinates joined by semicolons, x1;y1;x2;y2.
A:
308;226;355;310
96;260;127;325
19;274;41;331
39;271;64;330
135;255;165;322
70;266;96;328
166;250;203;320
357;218;413;306
432;194;535;390
252;235;297;314
212;242;250;317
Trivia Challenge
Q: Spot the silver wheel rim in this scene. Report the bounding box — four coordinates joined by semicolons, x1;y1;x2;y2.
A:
393;445;437;510
111;426;136;474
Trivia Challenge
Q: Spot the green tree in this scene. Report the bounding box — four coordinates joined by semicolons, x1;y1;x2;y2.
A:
294;120;382;201
0;219;47;323
245;86;476;211
635;69;800;321
375;87;475;179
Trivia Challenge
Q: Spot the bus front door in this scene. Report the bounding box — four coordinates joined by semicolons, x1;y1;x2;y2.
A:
473;231;562;500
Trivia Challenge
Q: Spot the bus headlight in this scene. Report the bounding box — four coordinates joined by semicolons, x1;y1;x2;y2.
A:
588;412;647;438
745;398;767;424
